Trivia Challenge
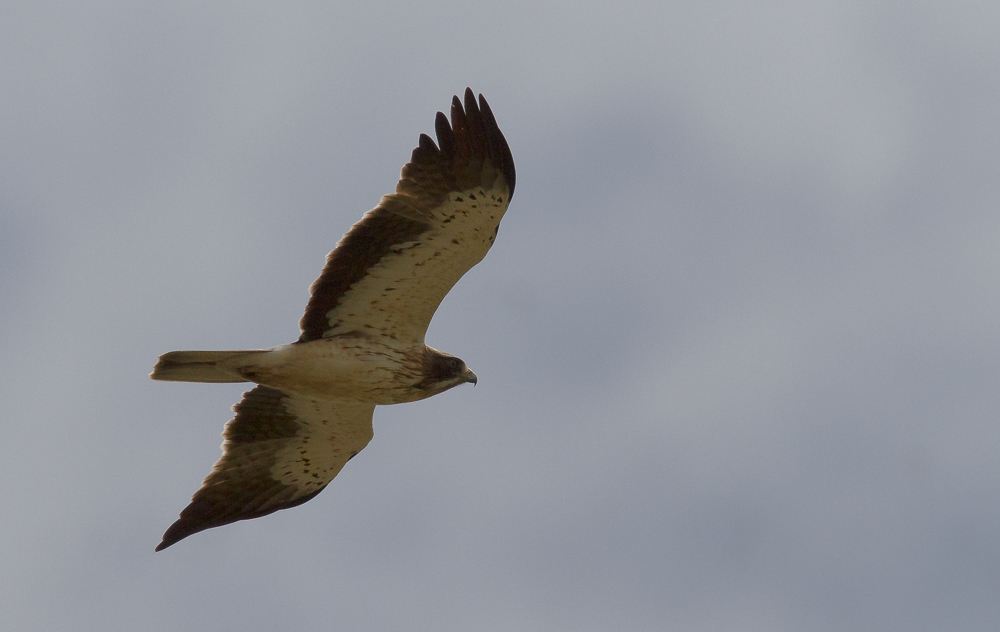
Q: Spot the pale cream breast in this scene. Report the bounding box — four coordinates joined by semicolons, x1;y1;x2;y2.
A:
240;338;425;404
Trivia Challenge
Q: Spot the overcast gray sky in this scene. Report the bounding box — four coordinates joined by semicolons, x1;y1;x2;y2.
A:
2;2;999;630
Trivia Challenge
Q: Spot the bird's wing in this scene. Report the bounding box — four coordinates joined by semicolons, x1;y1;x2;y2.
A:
156;386;374;550
298;88;516;345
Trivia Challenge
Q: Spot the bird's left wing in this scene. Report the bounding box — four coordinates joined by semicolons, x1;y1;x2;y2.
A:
156;386;374;550
298;88;515;345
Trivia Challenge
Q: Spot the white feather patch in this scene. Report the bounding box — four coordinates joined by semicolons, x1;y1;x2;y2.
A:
269;394;375;493
322;178;511;344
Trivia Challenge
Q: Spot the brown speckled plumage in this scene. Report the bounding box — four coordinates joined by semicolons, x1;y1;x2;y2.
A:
151;89;513;550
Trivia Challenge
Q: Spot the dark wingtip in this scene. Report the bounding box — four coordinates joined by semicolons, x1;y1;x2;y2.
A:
455;88;515;198
403;89;515;199
434;110;456;155
475;92;515;197
417;132;438;152
155;519;192;551
463;87;477;114
410;132;439;163
155;533;177;552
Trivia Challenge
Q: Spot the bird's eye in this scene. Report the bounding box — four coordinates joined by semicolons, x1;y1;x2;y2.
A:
450;359;459;368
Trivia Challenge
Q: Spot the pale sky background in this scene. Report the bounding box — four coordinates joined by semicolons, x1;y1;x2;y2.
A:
2;2;999;630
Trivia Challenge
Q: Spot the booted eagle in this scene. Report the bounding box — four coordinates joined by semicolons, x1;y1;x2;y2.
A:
151;89;514;551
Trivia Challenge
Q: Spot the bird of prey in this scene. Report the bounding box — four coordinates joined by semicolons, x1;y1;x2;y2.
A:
151;89;515;551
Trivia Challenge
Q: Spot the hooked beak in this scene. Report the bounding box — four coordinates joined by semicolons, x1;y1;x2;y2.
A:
462;367;478;386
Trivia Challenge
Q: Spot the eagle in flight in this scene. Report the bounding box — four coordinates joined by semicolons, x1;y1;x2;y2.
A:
151;89;514;551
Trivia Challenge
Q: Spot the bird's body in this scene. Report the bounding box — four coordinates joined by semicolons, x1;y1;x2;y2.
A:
155;338;467;404
151;89;514;550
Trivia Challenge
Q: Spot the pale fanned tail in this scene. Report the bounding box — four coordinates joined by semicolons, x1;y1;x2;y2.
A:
150;350;265;383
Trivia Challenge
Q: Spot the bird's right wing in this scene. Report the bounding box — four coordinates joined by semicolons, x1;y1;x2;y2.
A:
156;386;374;550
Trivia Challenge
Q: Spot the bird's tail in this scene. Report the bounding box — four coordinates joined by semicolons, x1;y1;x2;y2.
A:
150;350;267;383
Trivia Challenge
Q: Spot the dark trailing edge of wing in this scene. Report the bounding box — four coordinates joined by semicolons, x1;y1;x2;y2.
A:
156;386;318;551
297;88;515;342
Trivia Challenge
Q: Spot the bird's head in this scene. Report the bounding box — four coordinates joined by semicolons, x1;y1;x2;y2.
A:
413;347;477;397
